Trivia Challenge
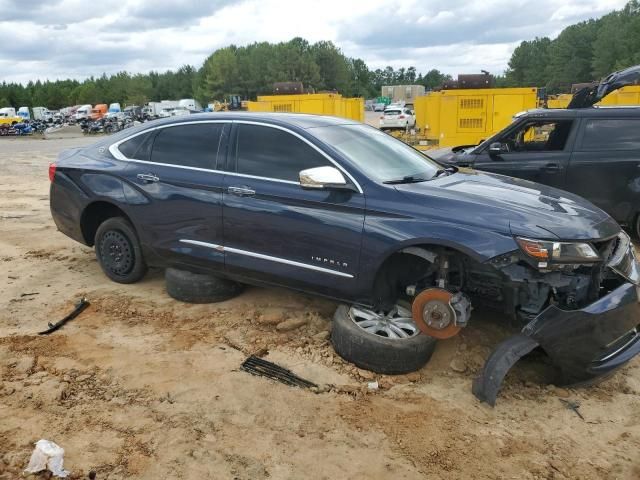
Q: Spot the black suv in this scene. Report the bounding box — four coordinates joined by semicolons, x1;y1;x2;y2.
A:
433;65;640;236
49;112;640;405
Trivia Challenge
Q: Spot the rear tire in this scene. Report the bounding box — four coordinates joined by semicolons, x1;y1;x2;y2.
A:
331;304;437;374
165;268;243;303
634;215;640;240
95;217;147;284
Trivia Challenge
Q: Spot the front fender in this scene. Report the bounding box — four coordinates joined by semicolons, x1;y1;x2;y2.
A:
358;218;518;298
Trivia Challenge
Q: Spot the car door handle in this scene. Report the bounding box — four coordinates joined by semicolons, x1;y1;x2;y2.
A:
228;186;255;197
542;163;560;172
137;173;159;183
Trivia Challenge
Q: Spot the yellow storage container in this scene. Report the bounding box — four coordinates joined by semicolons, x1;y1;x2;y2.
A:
596;85;640;106
414;87;538;147
246;93;364;122
547;93;572;109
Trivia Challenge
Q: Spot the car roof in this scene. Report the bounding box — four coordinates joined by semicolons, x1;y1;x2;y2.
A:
95;112;360;148
150;111;358;129
520;106;640;119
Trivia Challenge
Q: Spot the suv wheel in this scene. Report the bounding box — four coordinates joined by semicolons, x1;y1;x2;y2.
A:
95;217;147;284
331;303;437;374
165;268;243;303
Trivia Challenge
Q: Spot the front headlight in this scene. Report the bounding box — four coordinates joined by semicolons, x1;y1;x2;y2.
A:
516;237;600;267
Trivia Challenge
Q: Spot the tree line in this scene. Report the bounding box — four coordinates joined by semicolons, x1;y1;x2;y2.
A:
504;0;640;91
1;0;638;109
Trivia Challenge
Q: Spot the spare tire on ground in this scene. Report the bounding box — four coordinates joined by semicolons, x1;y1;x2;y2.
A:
165;268;243;303
331;303;437;375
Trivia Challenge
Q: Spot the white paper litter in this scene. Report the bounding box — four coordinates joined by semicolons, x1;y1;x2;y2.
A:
367;381;379;390
24;439;69;478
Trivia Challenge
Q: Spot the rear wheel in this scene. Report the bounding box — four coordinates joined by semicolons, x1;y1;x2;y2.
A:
95;217;147;284
331;303;437;374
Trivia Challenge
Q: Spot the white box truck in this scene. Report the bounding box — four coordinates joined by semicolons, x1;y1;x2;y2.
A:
33;107;52;121
178;98;202;112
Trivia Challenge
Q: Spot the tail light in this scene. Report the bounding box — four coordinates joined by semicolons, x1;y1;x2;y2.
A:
48;163;56;182
398;115;405;119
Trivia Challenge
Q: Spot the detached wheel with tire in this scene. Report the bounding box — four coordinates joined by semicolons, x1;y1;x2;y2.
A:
95;217;147;284
331;303;437;375
165;268;243;303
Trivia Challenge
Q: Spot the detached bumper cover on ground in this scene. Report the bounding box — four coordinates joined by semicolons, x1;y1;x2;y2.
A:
474;238;640;406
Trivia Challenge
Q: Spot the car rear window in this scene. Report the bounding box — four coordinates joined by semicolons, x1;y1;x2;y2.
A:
385;110;401;115
579;119;640;151
150;124;224;169
118;131;155;161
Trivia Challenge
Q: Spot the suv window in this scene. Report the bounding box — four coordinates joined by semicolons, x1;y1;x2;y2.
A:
151;123;224;169
580;119;640;151
499;120;573;153
118;131;155;161
235;124;328;182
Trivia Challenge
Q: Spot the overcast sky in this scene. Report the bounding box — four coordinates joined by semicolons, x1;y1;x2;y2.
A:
0;0;628;84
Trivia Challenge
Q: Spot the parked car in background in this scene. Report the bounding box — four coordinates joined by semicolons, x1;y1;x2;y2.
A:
373;103;385;112
109;103;121;114
379;106;416;129
49;112;640;406
434;64;640;237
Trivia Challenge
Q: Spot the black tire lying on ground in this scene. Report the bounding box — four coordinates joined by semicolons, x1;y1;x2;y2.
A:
95;216;147;284
165;268;243;303
331;304;437;375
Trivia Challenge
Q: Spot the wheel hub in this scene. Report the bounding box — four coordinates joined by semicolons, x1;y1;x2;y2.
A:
412;288;461;339
349;304;420;339
100;230;133;276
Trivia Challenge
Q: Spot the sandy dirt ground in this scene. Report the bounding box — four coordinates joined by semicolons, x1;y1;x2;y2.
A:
1;136;639;480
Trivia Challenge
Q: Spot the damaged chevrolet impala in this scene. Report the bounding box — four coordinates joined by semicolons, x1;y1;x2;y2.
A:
49;113;640;405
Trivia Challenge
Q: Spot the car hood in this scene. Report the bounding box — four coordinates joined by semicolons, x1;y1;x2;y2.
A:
568;64;640;108
394;170;620;241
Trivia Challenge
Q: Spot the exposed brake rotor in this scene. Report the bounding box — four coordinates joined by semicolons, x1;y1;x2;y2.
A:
411;288;470;339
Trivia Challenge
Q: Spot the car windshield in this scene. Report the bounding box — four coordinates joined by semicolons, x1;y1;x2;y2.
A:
311;124;440;183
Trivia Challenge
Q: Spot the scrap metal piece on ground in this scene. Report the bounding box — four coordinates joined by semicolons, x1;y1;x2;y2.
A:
559;398;585;420
38;297;89;335
241;355;317;389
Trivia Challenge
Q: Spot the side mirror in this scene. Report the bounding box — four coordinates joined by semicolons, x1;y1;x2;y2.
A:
299;166;353;191
489;142;503;157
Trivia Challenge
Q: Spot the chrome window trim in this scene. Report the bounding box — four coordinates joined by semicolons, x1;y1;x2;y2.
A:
179;239;354;278
108;118;363;193
108;119;230;165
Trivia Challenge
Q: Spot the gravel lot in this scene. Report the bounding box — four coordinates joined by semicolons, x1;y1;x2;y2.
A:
1;136;639;479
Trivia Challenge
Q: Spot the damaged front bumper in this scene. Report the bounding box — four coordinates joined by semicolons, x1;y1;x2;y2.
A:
474;234;640;406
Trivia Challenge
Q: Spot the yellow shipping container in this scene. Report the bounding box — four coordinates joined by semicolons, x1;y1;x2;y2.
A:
596;85;640;106
414;87;538;147
246;93;364;122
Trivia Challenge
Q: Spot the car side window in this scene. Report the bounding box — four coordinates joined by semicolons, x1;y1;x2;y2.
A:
499;120;573;153
150;123;224;169
579;119;640;151
118;131;155;161
235;124;329;182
